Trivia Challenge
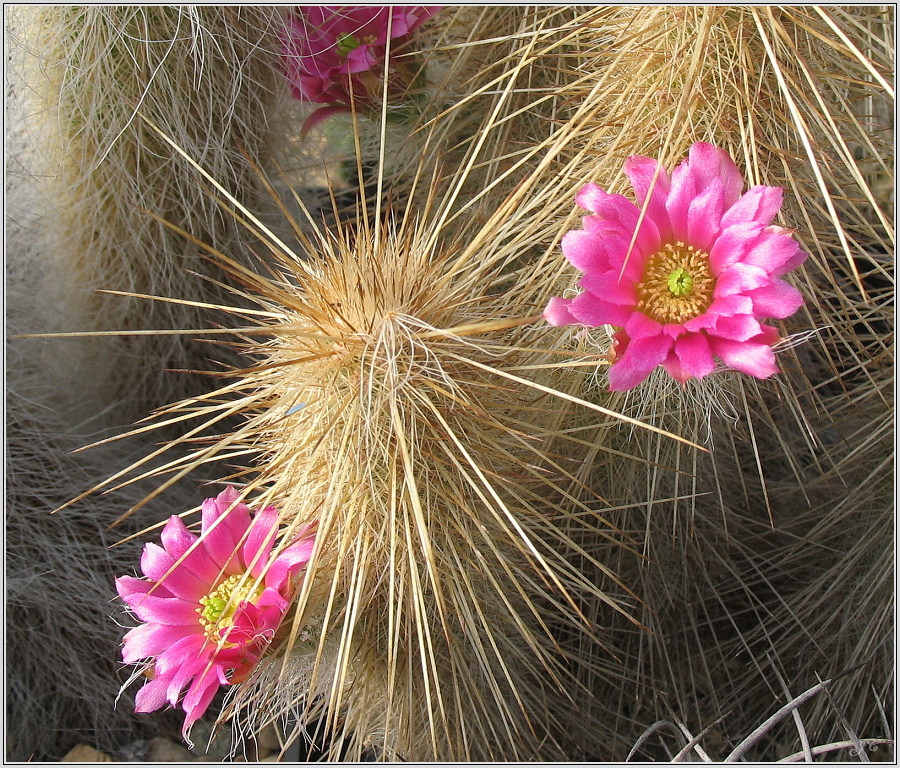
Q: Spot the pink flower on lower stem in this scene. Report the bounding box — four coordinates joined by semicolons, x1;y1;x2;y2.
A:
115;487;315;742
282;6;440;132
545;142;808;391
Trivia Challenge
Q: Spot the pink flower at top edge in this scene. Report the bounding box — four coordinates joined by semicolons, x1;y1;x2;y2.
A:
544;142;808;391
282;6;441;121
115;487;315;743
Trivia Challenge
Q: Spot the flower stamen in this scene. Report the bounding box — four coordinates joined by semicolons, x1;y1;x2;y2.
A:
198;574;263;640
636;242;715;325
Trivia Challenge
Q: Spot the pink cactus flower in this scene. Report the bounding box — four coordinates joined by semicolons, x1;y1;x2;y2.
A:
545;142;808;391
282;5;440;130
116;487;315;742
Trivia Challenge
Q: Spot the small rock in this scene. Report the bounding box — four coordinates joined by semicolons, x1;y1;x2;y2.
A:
61;744;113;762
146;737;193;762
256;724;282;758
186;720;234;761
115;738;150;762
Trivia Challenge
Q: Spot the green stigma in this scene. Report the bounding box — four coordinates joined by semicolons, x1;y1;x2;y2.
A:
667;267;694;297
336;33;360;57
200;595;228;625
198;574;262;634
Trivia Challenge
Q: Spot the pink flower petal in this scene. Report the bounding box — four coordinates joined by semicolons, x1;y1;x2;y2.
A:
221;612;266;647
301;105;352;137
201;489;251;572
578;223;648;280
544;297;579;326
154;634;209;676
624;154;673;242
660;349;684;382
671;333;716;382
666;159;697;243
771;243;808;279
243;507;279;576
159;515;219;585
624;311;663;340
133;669;177;713
180;665;227;741
668;143;744;243
116;575;173;602
225;594;285;645
661;323;687;339
742;226;808;277
210;485;242;516
754;324;782;347
578;188;661;262
711;313;764;342
686;176;725;253
395;6;443;37
255;586;292;616
282;6;439;107
127;594;201;627
710;336;780;380
686;142;744;209
721;185;783;229
265;538;315;591
745;280;805;319
708;222;764;275
608;329;630;363
139;541;209;602
680;314;716;334
544;143;806;390
702;294;754;319
569;291;635;327
561;229;613;274
578;271;638;306
345;45;380;74
165;655;210;707
160;515;197;556
608;333;674;391
714;263;772;297
139;542;175;582
575;183;623;217
122;622;193;665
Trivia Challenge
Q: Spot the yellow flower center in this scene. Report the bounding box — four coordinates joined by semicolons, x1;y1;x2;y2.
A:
635;242;715;325
197;574;264;641
336;33;378;56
